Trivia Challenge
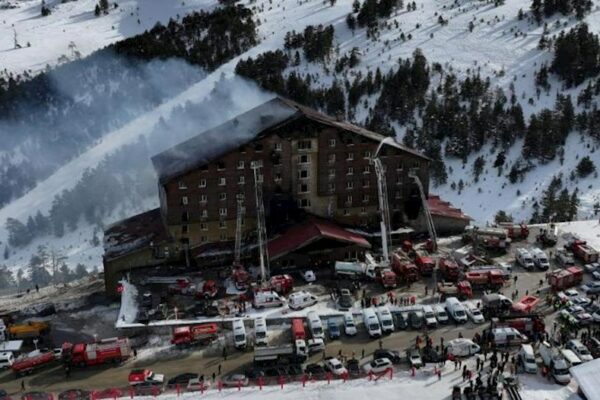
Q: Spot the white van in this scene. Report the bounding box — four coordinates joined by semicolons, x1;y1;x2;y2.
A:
376;306;395;334
446;338;480;357
539;341;570;384
307;311;324;339
560;349;582;367
288;291;318;310
232;319;247;349
363;308;382;338
530;248;550;270
433;305;449;324
254;317;268;346
422;305;438;328
516;248;535;270
0;352;14;369
491;327;526;346
518;344;538;373
343;313;357;336
445;297;468;324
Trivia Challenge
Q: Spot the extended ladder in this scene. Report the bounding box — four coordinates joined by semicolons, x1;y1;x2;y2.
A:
252;162;270;285
409;170;437;252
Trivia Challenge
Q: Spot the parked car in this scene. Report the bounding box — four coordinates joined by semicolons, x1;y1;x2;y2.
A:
393;312;408;330
464;303;485;324
572;297;592;307
564;289;580;300
363;358;393;374
168;373;199;386
133;382;163;396
307;338;325;354
186;378;210;391
324;357;347;376
337;289;353;311
0;390;9;400
303;270;316;283
346;359;360;375
434;305;449;324
585;337;600;358
92;390;122;400
581;281;600;295
408;349;423;368
304;363;325;377
561;305;593;326
58;390;90;400
593;271;600;281
221;374;249;387
584;263;600;274
327;320;341;340
343;313;357;336
22;393;53;400
566;339;594;362
374;349;401;364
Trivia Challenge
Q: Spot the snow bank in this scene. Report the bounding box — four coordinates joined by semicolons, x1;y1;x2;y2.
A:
554;220;600;251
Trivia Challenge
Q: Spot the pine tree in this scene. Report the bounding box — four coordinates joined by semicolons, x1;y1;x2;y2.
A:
576;156;596;177
569;189;580;220
531;0;543;23
99;0;109;12
3;246;9;260
494;210;513;224
94;3;101;16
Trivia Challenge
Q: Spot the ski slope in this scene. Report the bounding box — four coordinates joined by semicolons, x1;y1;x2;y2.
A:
2;0;600;272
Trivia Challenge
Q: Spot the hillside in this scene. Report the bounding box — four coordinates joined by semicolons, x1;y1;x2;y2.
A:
1;0;600;279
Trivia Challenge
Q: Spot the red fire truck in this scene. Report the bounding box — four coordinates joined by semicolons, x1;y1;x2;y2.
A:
566;239;599;264
270;275;294;295
465;269;504;290
391;253;419;283
548;266;584;291
414;251;435;276
11;351;55;376
63;337;131;367
437;281;473;300
291;318;306;340
499;223;529;240
491;314;545;337
439;258;460;281
232;266;250;291
171;324;218;346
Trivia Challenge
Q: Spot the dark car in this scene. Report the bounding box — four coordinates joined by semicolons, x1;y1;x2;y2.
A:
22;393;53;400
0;390;11;400
58;390;90;400
585;337;600;358
337;289;354;310
167;373;199;386
392;312;408;330
286;364;303;376
141;291;153;308
304;363;325;377
422;347;441;363
408;311;423;329
346;358;360;375
374;349;402;364
133;382;162;396
328;320;341;340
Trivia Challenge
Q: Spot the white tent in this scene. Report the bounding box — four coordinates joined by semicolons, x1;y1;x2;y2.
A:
570;358;600;400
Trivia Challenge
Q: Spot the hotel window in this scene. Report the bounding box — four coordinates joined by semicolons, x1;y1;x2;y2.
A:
395;191;402;199
200;194;207;203
329;139;336;147
364;150;372;159
200;223;208;231
181;211;189;222
200;235;207;242
328;154;336;164
219;208;227;217
273;173;282;183
360;207;367;214
219;177;226;186
181;196;188;205
396;176;403;185
178;181;187;189
299;183;309;193
238;176;245;185
219;233;227;241
219;193;227;201
217;162;226;171
346;195;352;206
397;162;404;171
299;169;309;179
343;209;350;216
347;167;354;175
328;182;336;192
346;152;354;161
329;168;336;178
237;160;245;170
181;225;188;234
275;142;282;151
254;143;263;152
298;140;312;150
199;179;207;188
219;220;227;229
362;179;370;188
299;154;310;164
346;181;354;189
413;161;421;168
201;210;208;218
363;165;370;174
299;198;311;208
363;194;369;203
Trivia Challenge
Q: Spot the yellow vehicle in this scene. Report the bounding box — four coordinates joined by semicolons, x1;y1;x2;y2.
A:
8;321;50;339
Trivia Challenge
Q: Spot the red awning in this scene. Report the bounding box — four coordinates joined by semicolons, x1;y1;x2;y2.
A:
427;194;472;221
268;219;371;260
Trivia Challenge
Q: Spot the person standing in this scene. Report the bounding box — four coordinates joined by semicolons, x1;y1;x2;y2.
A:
218;364;222;375
21;380;25;391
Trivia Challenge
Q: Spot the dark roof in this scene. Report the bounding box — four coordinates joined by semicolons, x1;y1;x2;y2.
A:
267;218;371;261
427;195;472;221
151;97;429;184
103;208;170;260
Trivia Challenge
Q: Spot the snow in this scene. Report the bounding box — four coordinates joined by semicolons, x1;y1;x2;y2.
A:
554;220;600;250
117;279;138;325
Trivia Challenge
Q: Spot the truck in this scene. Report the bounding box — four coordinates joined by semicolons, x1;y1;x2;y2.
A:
438;258;460;282
128;369;165;385
364;253;397;288
499;223;529;240
555;249;576;267
196;280;218;299
391;253;419;283
491;314;545;337
11;350;55;376
171;324;218;346
253;341;308;367
511;295;540;314
62;337;131;367
566;239;599;264
437;281;473;300
462;226;511;251
481;293;513;318
548;267;583;291
414;251;435;276
537;227;558;247
291;318;306;340
270;275;294;295
334;261;365;280
7;321;50;340
465;269;504;290
232;265;250;291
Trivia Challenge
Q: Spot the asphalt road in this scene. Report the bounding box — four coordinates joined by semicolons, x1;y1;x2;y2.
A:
0;225;591;395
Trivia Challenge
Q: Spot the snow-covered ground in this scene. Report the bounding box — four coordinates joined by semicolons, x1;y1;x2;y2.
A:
3;0;600;273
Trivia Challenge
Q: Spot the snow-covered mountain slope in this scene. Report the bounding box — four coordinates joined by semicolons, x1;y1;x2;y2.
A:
2;0;600;273
0;0;217;76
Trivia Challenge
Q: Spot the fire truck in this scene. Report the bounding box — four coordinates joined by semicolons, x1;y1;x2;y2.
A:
437;281;473;300
269;275;294;294
364;252;397;288
62;337;131;367
463;226;511;252
499;223;529;240
491;314;545;337
565;239;599;264
414;251;435;276
7;321;50;340
465;269;504;290
171;324;218;346
11;350;55;376
439;258;460;282
548;266;584;291
232;265;250;291
391;253;419;283
197;280;218;299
